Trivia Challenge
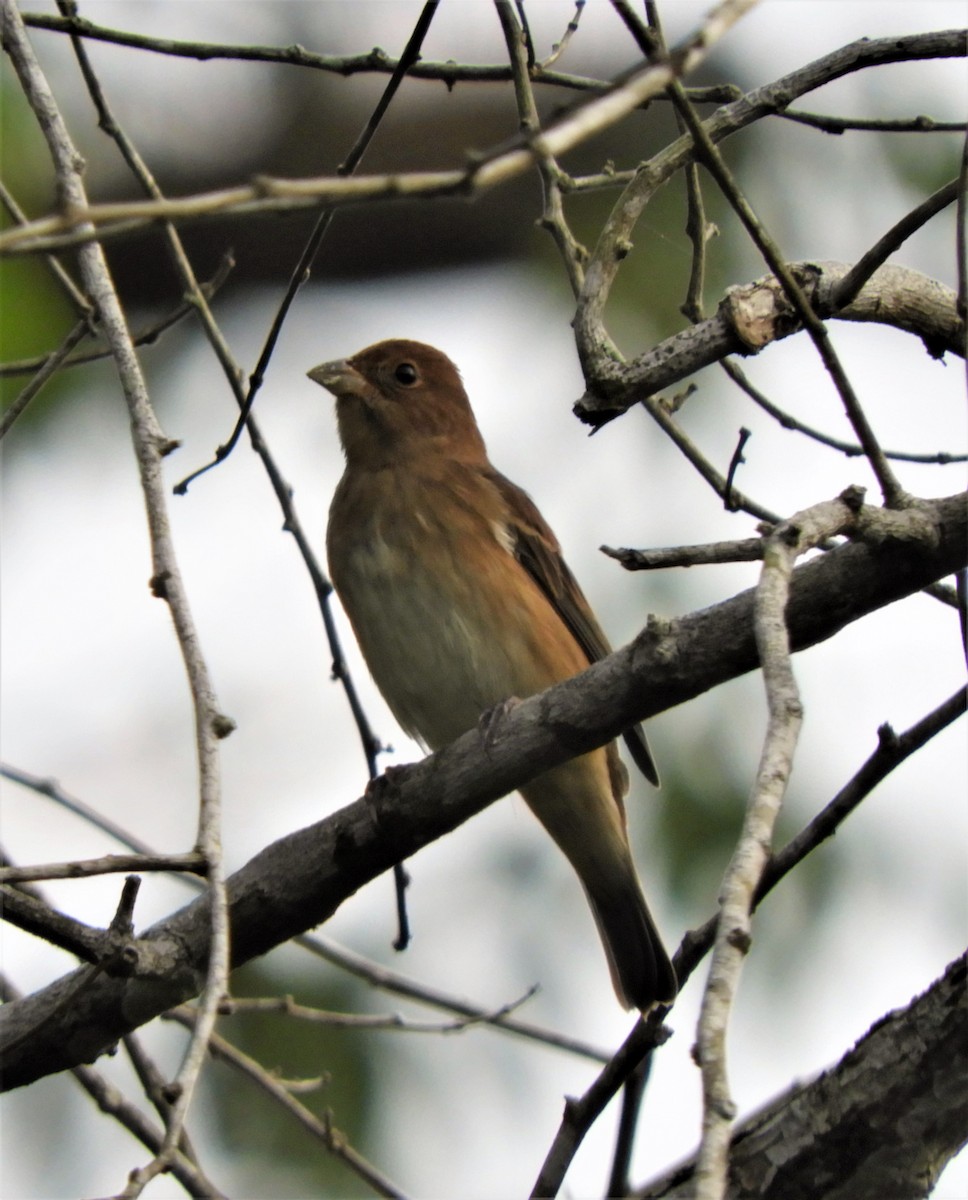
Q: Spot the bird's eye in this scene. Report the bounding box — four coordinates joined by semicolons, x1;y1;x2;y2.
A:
394;362;418;386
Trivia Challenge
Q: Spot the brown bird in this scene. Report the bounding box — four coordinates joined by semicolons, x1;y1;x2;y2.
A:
308;339;677;1010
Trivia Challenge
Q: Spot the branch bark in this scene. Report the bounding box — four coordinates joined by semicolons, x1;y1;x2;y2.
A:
575;262;964;425
639;954;968;1200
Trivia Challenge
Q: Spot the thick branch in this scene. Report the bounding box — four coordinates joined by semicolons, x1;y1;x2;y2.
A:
576;262;964;424
1;491;963;1092
640;954;968;1199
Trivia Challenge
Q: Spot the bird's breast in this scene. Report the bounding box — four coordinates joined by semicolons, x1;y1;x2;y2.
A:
327;466;581;750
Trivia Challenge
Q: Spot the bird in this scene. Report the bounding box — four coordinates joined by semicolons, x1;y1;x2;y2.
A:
308;339;677;1011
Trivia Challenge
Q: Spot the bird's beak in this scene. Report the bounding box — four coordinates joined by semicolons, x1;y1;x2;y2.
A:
307;358;366;398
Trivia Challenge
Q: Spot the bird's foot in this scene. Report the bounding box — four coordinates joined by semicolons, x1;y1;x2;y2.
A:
363;763;410;804
478;696;523;751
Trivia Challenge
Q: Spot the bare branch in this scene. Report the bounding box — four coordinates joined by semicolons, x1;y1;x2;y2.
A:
0;766;613;1063
780;109;967;135
0;251;232;379
641;85;908;507
0;3;232;1186
0;852;207;883
293;934;611;1062
215;986;540;1034
831;177;959;309
1;490;962;1093
573;30;964;374
71;1058;227;1200
720;357;965;465
694;495;864;1196
165;1006;410;1199
602;537;766;570
19;8;739;99
641;955;968;1199
0;319;91;437
122;1033;202;1173
496;1;588;295
575;262;963;426
531;685;967;1196
0;0;760;257
538;0;586;70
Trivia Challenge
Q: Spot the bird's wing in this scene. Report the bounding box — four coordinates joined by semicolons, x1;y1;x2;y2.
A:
487;469;659;787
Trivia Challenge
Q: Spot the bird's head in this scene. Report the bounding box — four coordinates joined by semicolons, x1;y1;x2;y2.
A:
308;339;487;468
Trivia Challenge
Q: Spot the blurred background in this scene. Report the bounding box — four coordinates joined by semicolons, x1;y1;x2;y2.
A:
1;2;965;1196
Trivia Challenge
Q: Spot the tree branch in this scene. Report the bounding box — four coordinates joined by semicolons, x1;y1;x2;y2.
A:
639;955;968;1199
18;8;737;99
0;491;963;1093
0;2;232;1185
575;262;963;426
530;686;967;1197
572;30;965;376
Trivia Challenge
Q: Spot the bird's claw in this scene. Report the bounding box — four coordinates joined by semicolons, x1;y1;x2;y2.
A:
478;696;523;751
363;763;409;804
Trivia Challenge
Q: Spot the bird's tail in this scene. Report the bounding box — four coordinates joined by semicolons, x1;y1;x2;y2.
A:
521;753;677;1012
581;864;678;1011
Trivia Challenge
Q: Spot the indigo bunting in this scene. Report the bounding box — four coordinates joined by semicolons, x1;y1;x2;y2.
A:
308;340;676;1010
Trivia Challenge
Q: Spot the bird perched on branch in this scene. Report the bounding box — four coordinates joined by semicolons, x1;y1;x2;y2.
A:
308;339;676;1011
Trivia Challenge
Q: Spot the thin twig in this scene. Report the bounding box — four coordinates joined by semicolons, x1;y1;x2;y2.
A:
123;1033;200;1166
721;356;966;464
531;615;967;1200
0;762;612;1063
607;1051;652;1199
639;0;713;330
293;933;612;1062
758;686;968;900
1;6;233;1191
0;251;234;379
780;108;967;135
0;319;91;438
77;1061;227;1198
641;394;780;523
664;79;909;508
693;495;860;1199
602;535;766;570
216;984;538;1033
20;8;738;100
1;0;773;258
512;0;535;68
166;1006;410;1199
530;1012;672;1198
495;1;588;295
539;0;585;70
0;851;207;883
830;177;959;310
723;426;751;511
0;763;161;854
